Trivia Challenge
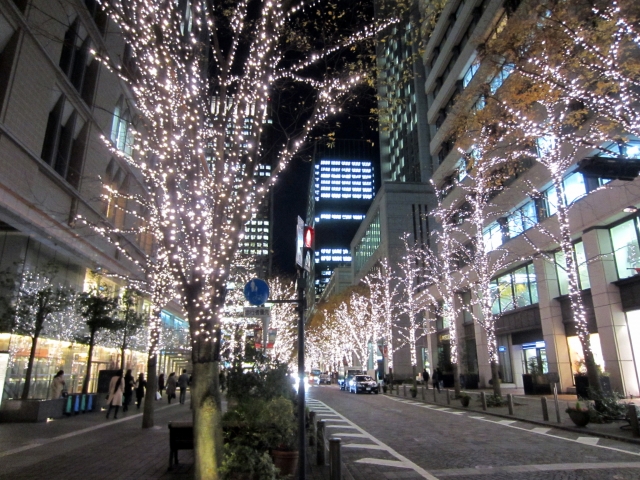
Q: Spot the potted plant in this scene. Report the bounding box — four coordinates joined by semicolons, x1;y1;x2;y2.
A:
566;401;591;427
261;396;298;476
409;387;418;398
459;393;471;407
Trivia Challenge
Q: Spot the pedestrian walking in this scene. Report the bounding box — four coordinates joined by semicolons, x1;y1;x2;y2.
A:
135;373;146;410
178;369;189;404
422;368;430;386
50;370;66;399
432;368;440;392
106;370;124;419
166;372;177;404
122;369;135;412
158;373;165;398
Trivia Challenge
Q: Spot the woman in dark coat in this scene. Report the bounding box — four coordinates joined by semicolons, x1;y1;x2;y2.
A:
123;369;135;412
135;373;146;410
158;373;165;399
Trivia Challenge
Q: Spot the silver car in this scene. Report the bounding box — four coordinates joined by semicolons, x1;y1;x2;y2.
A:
349;375;379;394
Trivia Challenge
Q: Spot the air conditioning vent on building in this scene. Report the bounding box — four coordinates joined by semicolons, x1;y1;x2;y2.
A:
577;156;640;181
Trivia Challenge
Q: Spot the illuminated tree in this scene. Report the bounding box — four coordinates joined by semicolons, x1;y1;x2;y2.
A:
0;268;74;400
267;277;296;366
362;258;398;379
113;288;147;370
396;234;429;391
76;287;119;394
91;1;390;473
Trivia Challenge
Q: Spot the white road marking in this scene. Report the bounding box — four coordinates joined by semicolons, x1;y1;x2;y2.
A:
310;399;440;480
332;433;368;438
576;437;600;445
356;458;414;468
531;428;550;434
326;425;358;429
496;420;517;425
343;444;388;450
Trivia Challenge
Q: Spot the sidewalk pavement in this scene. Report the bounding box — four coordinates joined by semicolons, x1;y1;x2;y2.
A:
389;383;640;445
0;396;196;480
0;393;329;480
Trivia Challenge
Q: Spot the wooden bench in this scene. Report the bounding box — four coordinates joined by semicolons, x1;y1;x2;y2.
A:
168;421;193;469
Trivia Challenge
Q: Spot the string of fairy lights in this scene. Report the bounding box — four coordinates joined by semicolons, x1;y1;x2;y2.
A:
88;0;391;353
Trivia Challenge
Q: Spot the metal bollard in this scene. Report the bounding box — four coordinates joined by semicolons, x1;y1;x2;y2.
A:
480;391;487;411
627;404;640;437
421;385;425;401
309;411;316;446
403;384;407;397
507;394;514;415
317;420;326;466
446;389;451;405
541;397;549;421
329;437;341;480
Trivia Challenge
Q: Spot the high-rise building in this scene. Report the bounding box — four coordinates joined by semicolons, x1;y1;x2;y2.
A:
306;140;376;302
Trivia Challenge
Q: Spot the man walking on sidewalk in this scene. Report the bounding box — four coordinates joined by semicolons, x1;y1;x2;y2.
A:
178;369;190;405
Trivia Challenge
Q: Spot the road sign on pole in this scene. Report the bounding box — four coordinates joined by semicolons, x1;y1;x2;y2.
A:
243;278;270;306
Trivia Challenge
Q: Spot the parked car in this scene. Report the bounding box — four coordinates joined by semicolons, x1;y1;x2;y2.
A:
309;368;322;385
319;372;331;384
349;375;379;394
340;367;363;391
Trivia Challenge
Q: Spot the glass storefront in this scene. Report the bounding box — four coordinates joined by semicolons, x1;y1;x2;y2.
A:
521;341;548;375
0;333;148;402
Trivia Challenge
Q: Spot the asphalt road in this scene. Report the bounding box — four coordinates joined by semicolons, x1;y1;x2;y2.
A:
308;384;640;480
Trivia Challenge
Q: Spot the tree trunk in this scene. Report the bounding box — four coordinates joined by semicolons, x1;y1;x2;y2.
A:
120;341;127;371
412;364;417;390
82;333;95;395
453;363;461;398
21;332;40;400
490;361;501;397
192;360;223;480
142;353;157;429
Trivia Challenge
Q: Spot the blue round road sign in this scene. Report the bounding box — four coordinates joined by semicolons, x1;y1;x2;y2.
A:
244;278;270;306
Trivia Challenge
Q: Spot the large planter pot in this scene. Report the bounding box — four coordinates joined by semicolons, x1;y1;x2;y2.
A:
410;389;417;398
567;410;590;427
0;398;66;423
574;375;612;400
522;374;552;395
270;449;298;476
460;396;470;407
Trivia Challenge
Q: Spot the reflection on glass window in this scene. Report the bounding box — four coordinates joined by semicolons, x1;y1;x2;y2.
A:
491;263;538;314
610;218;640;279
483;222;503;252
555;241;591;295
507;201;537;238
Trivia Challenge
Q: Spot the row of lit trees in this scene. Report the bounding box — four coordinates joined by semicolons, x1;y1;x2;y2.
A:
0;266;185;401
308;0;640;403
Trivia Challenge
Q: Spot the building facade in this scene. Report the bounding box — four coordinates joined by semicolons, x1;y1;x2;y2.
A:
349;0;640;395
0;0;187;402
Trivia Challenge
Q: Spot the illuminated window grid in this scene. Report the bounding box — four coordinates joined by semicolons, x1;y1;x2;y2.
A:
354;211;381;273
314;160;374;201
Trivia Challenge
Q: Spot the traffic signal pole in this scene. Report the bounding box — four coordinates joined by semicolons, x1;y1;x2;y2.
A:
297;267;306;480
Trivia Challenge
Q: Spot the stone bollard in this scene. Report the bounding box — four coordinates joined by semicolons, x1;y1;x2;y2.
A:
541;397;549;421
329;437;341;480
421;385;426;401
317;420;326;466
507;394;514;415
446;389;451;405
309;411;316;446
480;391;487;411
403;384;407;397
627;404;640;437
